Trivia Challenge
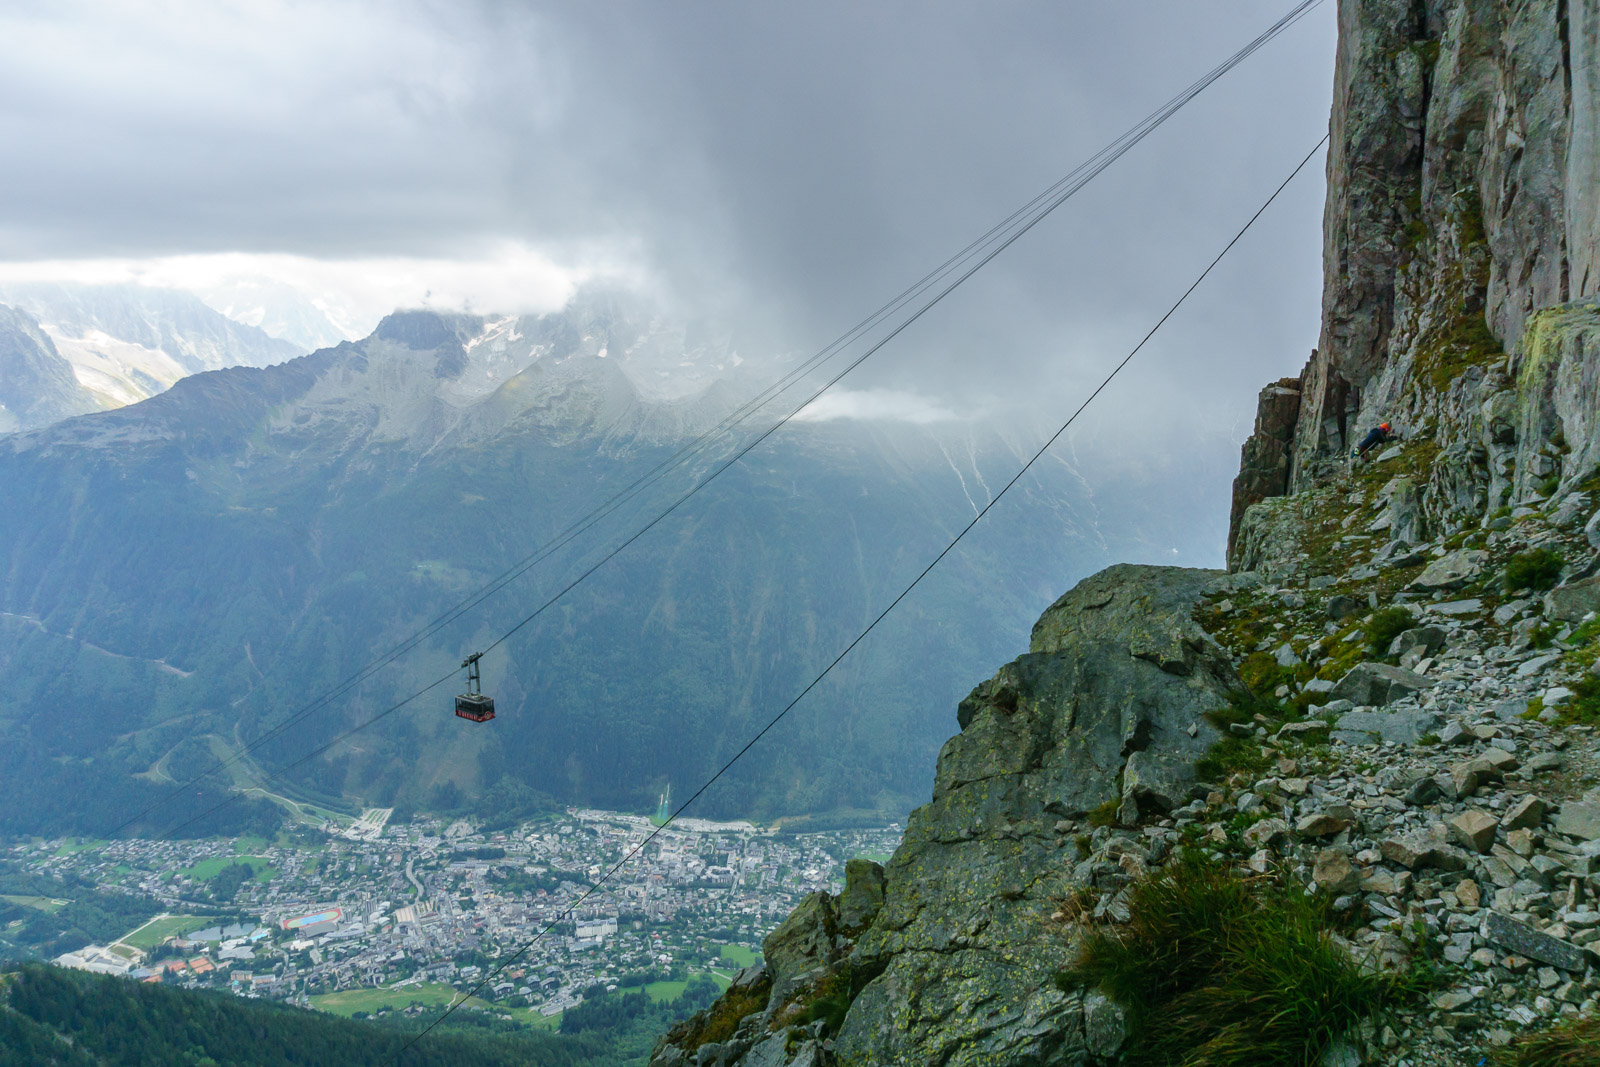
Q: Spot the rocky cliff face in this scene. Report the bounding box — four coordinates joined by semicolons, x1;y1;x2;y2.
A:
1230;0;1600;561
651;565;1239;1066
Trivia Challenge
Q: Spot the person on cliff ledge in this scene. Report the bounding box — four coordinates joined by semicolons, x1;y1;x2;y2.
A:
1352;421;1393;461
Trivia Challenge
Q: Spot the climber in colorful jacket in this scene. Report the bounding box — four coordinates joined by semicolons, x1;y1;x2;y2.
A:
1353;421;1393;459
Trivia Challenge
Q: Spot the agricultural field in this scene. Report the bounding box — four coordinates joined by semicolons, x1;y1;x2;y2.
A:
642;980;687;1003
0;894;64;912
180;856;278;883
718;944;759;969
310;981;499;1020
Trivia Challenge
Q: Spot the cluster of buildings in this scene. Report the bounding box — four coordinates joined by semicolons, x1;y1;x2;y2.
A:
12;807;900;1024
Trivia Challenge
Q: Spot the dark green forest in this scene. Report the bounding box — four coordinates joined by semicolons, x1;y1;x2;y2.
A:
0;962;717;1066
0;867;165;961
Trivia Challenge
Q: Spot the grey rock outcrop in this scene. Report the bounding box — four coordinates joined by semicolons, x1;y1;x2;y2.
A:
1228;376;1303;561
1545;574;1600;622
1331;706;1442;745
652;565;1236;1067
836;566;1233;1066
1410;549;1489;591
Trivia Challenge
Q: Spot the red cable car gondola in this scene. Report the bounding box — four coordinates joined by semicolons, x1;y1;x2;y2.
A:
455;651;494;722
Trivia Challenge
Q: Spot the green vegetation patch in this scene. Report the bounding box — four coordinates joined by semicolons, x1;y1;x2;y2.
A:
664;971;771;1054
1057;851;1412;1066
311;980;493;1019
4;962;604;1067
782;965;853;1036
0;894;64;913
1364;607;1416;658
1195;735;1272;784
1492;1015;1600;1066
1504;547;1565;592
642;979;688;1004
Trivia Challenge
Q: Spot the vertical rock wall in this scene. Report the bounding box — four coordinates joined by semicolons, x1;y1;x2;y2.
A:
1291;1;1599;480
1571;0;1600;299
1230;0;1600;567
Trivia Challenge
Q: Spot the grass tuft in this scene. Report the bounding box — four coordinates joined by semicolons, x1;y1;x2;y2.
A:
1086;799;1121;828
1492;1015;1600;1066
1195;736;1270;783
1057;851;1409;1067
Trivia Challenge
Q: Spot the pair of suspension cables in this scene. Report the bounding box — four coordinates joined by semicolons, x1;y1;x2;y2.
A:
119;0;1325;847
21;1;1328;1052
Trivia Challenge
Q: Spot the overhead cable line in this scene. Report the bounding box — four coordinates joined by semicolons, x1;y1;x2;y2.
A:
146;0;1325;840
107;0;1323;842
389;133;1332;1064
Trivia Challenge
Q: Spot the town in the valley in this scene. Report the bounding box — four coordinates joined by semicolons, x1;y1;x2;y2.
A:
9;806;902;1027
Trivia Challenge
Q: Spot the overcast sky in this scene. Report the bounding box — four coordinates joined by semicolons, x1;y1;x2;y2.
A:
0;0;1337;466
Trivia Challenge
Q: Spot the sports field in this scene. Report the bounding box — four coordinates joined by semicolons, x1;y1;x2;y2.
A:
122;915;223;950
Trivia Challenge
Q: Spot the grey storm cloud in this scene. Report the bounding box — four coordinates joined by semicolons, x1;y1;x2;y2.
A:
0;0;1336;441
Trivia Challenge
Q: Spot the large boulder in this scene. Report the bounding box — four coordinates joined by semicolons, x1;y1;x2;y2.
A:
835;859;887;933
833;565;1236;1066
1328;662;1433;707
1330;707;1442;746
1545;575;1600;623
1409;549;1489;591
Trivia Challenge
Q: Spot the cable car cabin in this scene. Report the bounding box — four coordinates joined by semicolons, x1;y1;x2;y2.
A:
454;651;494;722
455;692;495;723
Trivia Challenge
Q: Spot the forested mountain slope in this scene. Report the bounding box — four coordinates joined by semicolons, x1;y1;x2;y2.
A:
0;294;1224;836
0;962;603;1067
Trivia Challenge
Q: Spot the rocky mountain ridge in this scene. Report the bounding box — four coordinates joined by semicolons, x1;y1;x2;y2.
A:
0;282;305;413
0;304;100;433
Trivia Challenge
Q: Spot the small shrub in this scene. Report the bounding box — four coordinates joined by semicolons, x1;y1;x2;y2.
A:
1057;852;1411;1067
1195;736;1270;783
1569;618;1600;646
1206;689;1271;729
1364;607;1416;657
1086;799;1120;828
1556;677;1600;727
1492;1015;1600;1065
1504;548;1565;592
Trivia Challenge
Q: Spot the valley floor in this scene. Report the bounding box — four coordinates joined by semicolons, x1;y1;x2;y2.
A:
2;808;899;1040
